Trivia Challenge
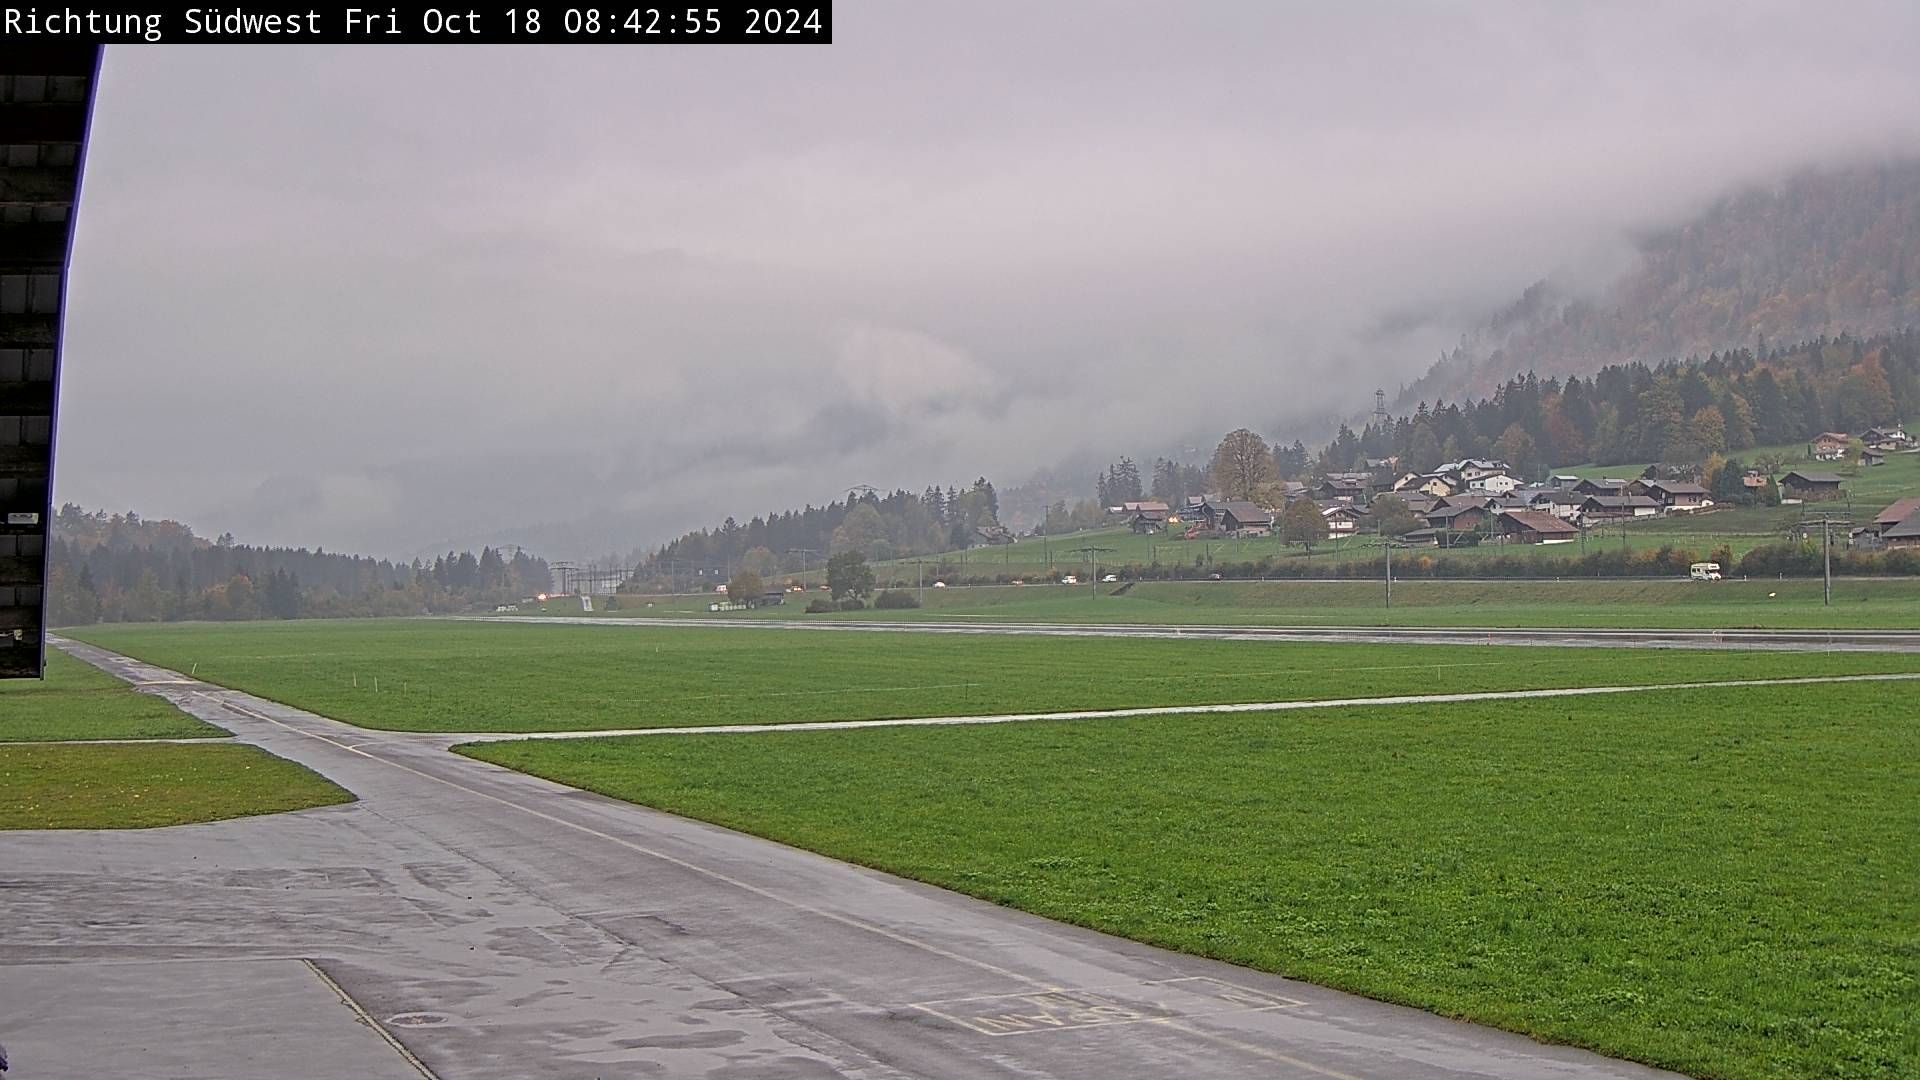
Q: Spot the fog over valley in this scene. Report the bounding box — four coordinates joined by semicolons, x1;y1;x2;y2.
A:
55;2;1920;559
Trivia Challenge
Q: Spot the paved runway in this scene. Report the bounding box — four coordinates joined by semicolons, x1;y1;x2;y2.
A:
1;640;1683;1080
459;614;1920;652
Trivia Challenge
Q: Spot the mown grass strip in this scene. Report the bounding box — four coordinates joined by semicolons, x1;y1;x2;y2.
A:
462;680;1920;1080
0;742;353;829
0;650;227;742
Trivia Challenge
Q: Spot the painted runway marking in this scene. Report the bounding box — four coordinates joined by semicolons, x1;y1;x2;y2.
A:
445;670;1920;742
912;976;1305;1036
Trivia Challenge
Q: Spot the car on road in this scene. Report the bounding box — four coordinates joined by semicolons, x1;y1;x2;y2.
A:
1689;562;1723;581
1061;574;1079;585
1101;574;1119;583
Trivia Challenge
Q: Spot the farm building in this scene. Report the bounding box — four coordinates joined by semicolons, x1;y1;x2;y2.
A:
1202;500;1274;537
1780;471;1845;501
1129;507;1170;533
1493;510;1580;545
1882;513;1920;550
1424;502;1489;534
1635;480;1712;510
1577;495;1660;523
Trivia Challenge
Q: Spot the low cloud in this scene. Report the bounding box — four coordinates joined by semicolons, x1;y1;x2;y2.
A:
53;4;1920;557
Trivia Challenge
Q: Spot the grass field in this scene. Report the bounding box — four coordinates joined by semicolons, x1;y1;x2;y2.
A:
62;618;1920;733
462;680;1920;1080
0;649;227;742
562;576;1920;629
0;742;353;829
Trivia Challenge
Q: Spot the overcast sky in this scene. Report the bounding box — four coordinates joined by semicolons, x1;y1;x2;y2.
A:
56;2;1920;559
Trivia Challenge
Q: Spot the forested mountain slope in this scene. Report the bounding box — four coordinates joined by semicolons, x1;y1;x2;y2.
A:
1402;160;1920;406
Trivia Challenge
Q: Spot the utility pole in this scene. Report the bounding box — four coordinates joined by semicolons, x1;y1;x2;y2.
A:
1378;535;1406;613
1797;509;1852;607
1070;546;1115;598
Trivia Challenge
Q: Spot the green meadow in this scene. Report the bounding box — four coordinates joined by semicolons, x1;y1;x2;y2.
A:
465;680;1920;1080
64;618;1920;733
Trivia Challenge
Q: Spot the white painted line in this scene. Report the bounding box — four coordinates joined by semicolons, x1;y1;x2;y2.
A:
448;671;1920;742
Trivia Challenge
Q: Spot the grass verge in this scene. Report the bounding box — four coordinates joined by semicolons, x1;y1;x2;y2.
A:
0;649;227;742
0;742;353;829
461;681;1919;1080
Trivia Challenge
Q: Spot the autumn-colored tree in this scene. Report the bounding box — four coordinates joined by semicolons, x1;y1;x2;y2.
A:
1279;498;1324;549
726;570;764;606
1209;429;1274;500
1369;495;1420;537
1492;423;1541;479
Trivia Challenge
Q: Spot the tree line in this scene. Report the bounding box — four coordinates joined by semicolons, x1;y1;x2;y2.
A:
631;479;1001;589
47;504;553;625
1077;330;1918;514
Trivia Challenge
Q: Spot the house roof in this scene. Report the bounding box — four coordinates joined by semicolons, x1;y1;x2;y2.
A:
1322;504;1368;520
1812;432;1850;443
1646;481;1709;496
1496;510;1578;535
1210;500;1273;524
1581;495;1660;509
1120;501;1169;513
1874;497;1920;529
1782;471;1844;485
1884;511;1920;540
1427;502;1488;521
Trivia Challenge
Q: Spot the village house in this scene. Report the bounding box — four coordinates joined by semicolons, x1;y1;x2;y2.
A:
1424;501;1490;535
1863;449;1888;467
1492;509;1580;545
1313;476;1368;504
1808;432;1851;461
1321;503;1367;537
1201;500;1274;537
1576;494;1661;524
1572;477;1631;497
1779;470;1845;501
1467;471;1522;495
1633;479;1712;510
1862;426;1911;451
1408;473;1462;498
1391;492;1440;517
1442;458;1510;483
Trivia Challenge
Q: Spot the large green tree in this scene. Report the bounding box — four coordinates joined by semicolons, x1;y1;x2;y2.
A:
826;551;875;601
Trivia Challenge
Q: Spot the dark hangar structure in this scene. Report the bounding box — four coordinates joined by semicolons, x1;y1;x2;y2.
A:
0;45;99;678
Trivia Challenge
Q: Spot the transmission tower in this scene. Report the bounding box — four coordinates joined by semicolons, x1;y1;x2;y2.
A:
1374;388;1389;426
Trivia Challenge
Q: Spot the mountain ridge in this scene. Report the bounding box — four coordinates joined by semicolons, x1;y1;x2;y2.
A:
1398;159;1920;408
